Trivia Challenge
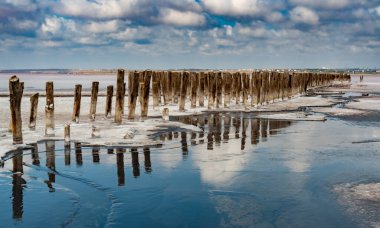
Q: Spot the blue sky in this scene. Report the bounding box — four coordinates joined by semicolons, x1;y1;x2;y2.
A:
0;0;379;69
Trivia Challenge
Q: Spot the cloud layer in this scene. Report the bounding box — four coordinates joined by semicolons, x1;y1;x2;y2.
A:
0;0;379;69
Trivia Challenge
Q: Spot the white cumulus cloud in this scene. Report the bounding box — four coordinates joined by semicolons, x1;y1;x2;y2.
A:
158;8;206;26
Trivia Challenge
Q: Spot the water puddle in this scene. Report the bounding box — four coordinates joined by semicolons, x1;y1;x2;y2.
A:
2;113;380;227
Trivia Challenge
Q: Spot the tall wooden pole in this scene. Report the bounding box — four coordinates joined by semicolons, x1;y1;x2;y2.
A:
179;72;190;112
72;84;82;123
128;71;139;119
115;69;125;124
105;85;113;118
9;76;24;144
45;81;55;136
29;93;39;129
89;81;99;121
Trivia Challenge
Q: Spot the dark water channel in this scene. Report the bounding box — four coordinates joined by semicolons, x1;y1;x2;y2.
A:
2;112;380;227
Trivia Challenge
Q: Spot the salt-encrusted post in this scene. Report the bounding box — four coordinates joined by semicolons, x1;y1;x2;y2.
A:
29;93;39;129
140;70;152;118
215;72;222;109
128;71;139;119
179;71;190;111
190;72;198;108
199;72;205;107
115;69;125;123
45;81;55;136
72;84;82;123
64;123;70;146
152;81;159;110
89;81;99;121
224;72;232;107
122;82;126;114
105;85;113;118
9;76;24;144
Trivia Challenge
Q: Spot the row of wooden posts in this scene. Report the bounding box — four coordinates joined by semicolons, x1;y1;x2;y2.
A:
8;70;350;145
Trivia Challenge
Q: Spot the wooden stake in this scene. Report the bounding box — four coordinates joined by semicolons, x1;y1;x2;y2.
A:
29;93;39;129
190;72;198;108
9;76;24;144
72;84;82;123
89;81;99;121
139;70;152;118
152;81;159;110
179;71;190;112
115;69;125;123
128;71;139;119
199;72;205;107
215;72;222;108
45;81;55;136
105;85;113;118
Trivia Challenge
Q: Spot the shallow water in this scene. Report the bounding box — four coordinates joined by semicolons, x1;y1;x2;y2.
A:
2;112;380;227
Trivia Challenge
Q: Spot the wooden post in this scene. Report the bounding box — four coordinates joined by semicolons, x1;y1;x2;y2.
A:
29;93;39;129
162;107;169;121
179;71;190;111
45;81;55;136
224;72;232;107
208;72;216;110
128;71;139;119
152;81;159;110
215;72;222;108
190;72;198;108
9;76;24;144
139;70;152;118
105;85;113;118
199;72;205;107
89;81;99;121
72;84;82;123
64;123;70;146
115;69;125;123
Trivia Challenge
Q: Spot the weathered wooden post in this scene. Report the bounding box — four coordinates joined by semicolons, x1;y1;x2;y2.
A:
89;81;99;121
139;70;152;118
122;82;126;115
105;85;113;118
152;81;159;110
190;72;198;108
9;76;24;144
215;72;222;108
64;123;70;146
115;69;125;123
208;72;216;110
45;81;55;136
179;72;190;111
72;84;82;123
128;71;139;119
199;72;205;107
29;93;39;129
224;72;232;107
162;107;169;121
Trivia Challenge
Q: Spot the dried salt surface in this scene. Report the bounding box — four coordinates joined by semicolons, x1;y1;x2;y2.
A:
312;107;366;116
345;98;380;112
334;183;380;227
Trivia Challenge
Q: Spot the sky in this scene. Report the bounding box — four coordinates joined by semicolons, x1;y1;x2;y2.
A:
0;0;379;69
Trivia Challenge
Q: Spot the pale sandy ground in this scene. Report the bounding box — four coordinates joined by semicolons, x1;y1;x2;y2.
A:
1;74;379;159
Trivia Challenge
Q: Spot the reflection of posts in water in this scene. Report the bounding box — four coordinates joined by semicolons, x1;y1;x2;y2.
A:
198;116;205;144
31;143;40;166
64;144;71;166
12;151;24;219
207;114;214;150
131;148;140;177
269;119;278;136
233;115;241;138
251;119;260;145
173;132;179;139
92;147;100;163
261;119;268;142
214;114;222;146
241;115;248;150
45;141;56;183
223;114;231;141
116;149;125;186
167;132;173;141
143;147;152;173
190;116;197;145
107;148;114;154
75;142;83;166
181;132;188;156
